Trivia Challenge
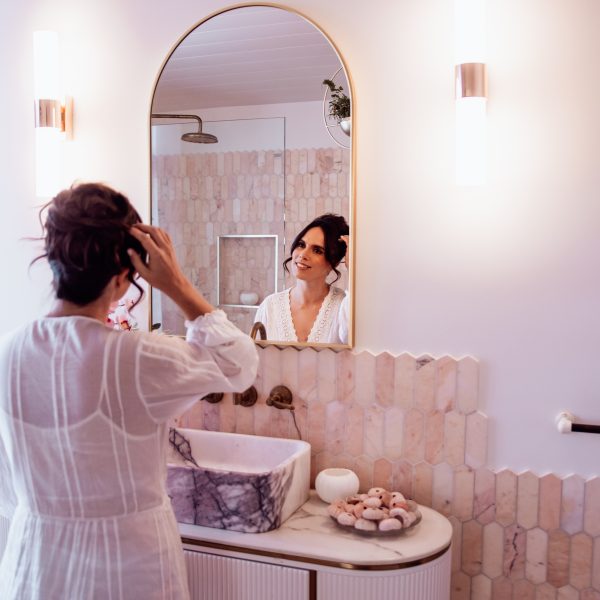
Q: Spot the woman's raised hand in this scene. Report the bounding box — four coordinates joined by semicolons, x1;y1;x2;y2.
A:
128;224;187;293
128;224;214;319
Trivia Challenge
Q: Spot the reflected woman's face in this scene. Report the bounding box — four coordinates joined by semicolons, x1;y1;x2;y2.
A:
291;227;331;283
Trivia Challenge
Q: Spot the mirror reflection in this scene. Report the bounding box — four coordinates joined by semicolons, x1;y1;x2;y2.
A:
150;5;353;347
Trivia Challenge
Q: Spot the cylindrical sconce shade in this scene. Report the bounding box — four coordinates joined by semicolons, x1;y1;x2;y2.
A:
34;30;62;198
35;128;61;199
455;0;487;186
456;97;486;186
33;31;60;100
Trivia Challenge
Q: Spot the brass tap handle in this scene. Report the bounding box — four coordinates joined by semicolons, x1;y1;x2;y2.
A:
266;385;294;410
201;393;224;404
234;386;258;407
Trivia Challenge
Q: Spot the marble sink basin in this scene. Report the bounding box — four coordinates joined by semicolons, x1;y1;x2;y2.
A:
166;428;311;533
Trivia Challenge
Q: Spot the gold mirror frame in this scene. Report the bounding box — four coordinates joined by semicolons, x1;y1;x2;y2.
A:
148;3;356;350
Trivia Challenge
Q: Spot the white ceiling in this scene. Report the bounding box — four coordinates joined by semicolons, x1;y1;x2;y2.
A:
152;6;346;112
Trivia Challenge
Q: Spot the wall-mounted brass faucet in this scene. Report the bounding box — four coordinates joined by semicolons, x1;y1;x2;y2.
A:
234;386;258;407
266;385;294;410
250;322;266;341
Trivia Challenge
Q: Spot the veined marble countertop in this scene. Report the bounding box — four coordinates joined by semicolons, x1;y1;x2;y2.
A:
178;490;453;567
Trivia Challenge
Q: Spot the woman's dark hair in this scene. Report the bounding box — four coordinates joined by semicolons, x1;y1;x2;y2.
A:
32;182;147;307
283;213;349;283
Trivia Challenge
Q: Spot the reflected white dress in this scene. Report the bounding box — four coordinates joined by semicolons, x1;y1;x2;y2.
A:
254;286;348;344
0;310;258;600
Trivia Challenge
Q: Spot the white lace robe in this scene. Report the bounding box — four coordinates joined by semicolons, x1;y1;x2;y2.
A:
0;310;258;600
254;286;348;344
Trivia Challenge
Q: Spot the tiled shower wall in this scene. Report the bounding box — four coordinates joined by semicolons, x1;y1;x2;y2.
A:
177;347;600;600
153;147;350;336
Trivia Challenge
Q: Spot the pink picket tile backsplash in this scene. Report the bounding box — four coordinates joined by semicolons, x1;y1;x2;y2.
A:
175;346;600;599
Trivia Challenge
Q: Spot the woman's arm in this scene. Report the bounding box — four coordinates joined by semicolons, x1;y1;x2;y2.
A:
128;224;259;422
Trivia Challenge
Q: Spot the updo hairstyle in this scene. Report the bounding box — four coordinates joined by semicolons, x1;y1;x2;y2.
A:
33;183;146;306
283;213;349;283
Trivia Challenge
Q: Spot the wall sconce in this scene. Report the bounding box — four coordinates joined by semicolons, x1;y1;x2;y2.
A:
33;30;73;198
455;0;487;186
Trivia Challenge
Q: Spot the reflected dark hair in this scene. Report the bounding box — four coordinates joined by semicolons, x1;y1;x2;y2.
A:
31;182;147;307
283;213;349;283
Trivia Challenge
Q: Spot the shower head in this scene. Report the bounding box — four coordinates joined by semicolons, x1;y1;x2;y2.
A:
151;113;218;144
181;130;218;144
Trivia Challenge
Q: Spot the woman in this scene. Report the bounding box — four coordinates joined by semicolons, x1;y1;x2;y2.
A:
254;213;349;344
0;183;258;599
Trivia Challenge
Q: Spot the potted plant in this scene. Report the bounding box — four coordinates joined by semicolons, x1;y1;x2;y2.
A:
322;79;351;135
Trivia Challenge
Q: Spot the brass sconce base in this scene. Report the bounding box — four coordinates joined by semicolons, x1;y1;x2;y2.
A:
35;96;73;139
455;63;487;99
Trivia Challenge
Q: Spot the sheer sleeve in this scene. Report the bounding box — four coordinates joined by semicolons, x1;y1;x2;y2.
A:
0;433;16;519
136;310;259;422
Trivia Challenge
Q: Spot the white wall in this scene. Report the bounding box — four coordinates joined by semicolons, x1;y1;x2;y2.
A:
1;0;600;477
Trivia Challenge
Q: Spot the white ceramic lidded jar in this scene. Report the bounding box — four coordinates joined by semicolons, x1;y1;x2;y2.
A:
315;468;360;503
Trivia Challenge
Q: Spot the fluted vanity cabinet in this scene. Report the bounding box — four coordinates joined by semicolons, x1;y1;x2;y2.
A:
179;492;452;600
183;550;311;600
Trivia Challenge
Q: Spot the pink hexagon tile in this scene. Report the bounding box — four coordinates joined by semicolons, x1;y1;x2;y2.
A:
450;570;471;600
392;460;415;498
445;411;466;467
435;356;457;413
465;411;488;468
353;454;374;492
413;461;433;507
584;477;600;536
306;402;326;454
432;462;454;516
535;582;558;600
557;585;579;600
454;466;475;522
518;470;540;530
569;532;592;590
324;400;347;456
560;474;585;535
503;523;526;580
593;537;600;591
448;515;463;573
471;573;492;599
547;529;571;589
414;356;436;412
462;519;483;576
344;404;364;457
513;579;536;599
316;348;336;403
424;409;445;465
336;349;357;405
491;576;513;598
364;404;385;459
474;468;496;524
402;408;425;463
482;522;504;579
539;474;563;531
383;406;404;461
372;457;393;490
375;352;395;408
495;469;517;527
393;354;416;408
456;356;479;414
526;527;548;585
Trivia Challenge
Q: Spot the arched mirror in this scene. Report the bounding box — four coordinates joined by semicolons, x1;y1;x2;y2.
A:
150;4;354;349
